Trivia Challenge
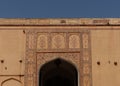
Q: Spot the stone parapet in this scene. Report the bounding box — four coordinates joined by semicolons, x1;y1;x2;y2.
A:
0;18;120;26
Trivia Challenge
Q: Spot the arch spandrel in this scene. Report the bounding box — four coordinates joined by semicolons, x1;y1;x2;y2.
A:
37;53;80;72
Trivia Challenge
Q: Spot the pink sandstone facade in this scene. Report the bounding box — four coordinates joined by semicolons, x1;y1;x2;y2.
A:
0;18;120;86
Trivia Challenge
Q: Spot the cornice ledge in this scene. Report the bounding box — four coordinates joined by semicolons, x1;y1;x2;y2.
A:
0;18;120;26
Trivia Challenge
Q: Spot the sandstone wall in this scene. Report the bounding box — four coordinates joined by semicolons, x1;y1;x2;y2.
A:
0;19;120;86
92;30;120;86
0;30;25;86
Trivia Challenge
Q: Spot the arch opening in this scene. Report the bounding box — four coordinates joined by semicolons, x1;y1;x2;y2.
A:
39;58;78;86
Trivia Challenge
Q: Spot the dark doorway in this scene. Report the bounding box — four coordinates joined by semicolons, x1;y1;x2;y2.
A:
39;58;78;86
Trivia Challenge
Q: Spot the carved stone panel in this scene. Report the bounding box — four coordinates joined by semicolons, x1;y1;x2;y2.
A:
83;51;89;61
28;34;35;49
83;63;90;74
37;53;80;70
83;76;90;86
69;33;80;49
81;31;92;86
82;33;89;49
51;33;66;49
37;33;48;49
25;30;37;86
25;30;92;86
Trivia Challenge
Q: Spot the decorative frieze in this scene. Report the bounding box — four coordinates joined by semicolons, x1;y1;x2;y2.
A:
37;32;81;50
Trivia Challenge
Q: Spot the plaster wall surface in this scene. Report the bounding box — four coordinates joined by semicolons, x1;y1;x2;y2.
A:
0;30;25;86
91;30;120;86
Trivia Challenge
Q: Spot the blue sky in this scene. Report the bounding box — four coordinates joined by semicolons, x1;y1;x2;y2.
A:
0;0;120;18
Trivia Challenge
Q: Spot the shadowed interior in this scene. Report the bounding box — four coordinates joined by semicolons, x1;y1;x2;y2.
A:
39;58;78;86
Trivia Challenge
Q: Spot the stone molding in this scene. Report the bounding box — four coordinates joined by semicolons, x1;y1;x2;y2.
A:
0;18;120;26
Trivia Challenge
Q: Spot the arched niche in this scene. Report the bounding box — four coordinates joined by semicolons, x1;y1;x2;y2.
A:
69;35;80;49
39;58;78;86
51;34;65;49
1;78;21;86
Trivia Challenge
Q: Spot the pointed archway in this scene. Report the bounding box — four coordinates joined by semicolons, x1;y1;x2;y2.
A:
39;58;78;86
